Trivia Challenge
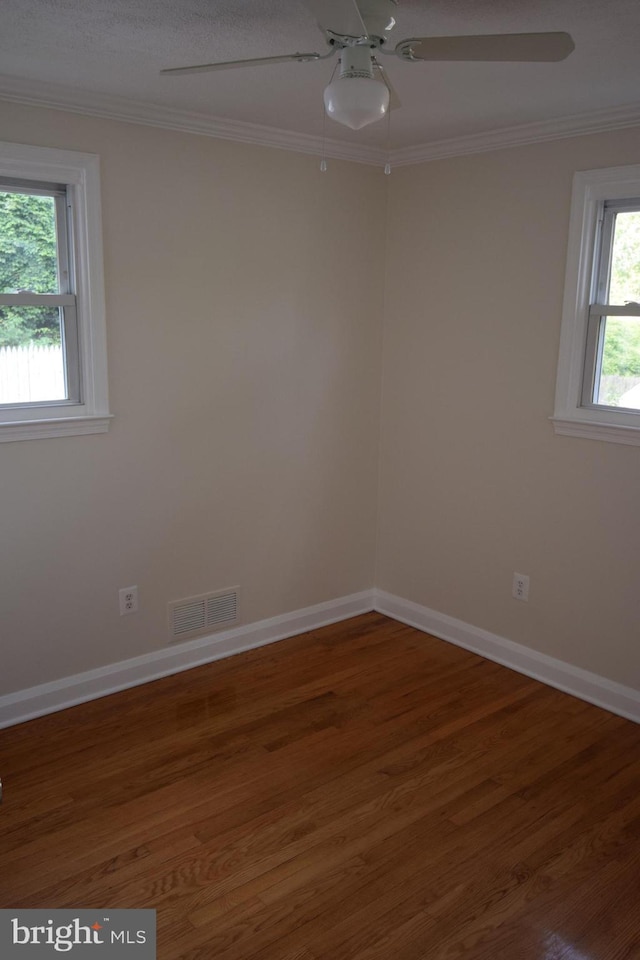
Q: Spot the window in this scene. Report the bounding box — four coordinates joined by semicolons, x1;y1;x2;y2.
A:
553;164;640;445
0;142;110;441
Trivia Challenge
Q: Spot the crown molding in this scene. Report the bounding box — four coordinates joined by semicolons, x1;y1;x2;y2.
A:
0;74;385;166
391;101;640;166
0;73;639;169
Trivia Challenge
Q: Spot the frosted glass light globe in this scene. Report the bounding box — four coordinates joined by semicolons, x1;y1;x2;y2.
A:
323;77;390;130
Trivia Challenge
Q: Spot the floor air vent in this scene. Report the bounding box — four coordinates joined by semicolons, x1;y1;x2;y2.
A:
168;587;239;642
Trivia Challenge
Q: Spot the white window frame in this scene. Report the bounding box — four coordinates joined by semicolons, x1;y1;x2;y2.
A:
0;141;110;442
553;163;640;446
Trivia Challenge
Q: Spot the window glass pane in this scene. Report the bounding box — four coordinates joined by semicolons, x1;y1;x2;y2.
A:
608;210;640;304
0;189;60;294
0;306;66;403
596;316;640;408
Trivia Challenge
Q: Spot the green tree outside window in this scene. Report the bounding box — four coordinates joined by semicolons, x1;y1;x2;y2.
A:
0;190;61;347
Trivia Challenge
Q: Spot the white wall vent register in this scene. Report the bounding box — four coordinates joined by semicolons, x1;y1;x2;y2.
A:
168;587;239;642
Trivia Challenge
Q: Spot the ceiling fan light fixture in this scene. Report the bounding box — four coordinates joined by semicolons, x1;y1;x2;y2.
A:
161;0;575;136
323;76;389;129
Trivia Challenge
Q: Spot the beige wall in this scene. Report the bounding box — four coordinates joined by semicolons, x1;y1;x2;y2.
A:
378;128;640;689
0;101;385;695
1;98;639;700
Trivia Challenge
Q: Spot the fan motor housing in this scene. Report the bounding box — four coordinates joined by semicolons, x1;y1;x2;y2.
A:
338;45;376;79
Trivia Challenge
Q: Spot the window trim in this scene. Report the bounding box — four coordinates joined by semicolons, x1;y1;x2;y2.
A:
552;163;640;446
0;141;111;442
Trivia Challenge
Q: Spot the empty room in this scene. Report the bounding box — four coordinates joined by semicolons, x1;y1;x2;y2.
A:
1;2;639;958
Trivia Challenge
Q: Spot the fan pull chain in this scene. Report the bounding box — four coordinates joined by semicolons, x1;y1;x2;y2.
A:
384;98;392;175
320;105;328;171
320;60;340;172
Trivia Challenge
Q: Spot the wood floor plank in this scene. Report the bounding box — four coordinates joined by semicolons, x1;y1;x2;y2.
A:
1;612;639;960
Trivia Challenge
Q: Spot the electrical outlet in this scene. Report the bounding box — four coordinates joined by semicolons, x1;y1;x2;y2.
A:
119;585;138;615
512;572;530;602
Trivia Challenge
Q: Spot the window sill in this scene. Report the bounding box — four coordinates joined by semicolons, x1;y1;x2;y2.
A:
0;414;113;443
551;416;640;446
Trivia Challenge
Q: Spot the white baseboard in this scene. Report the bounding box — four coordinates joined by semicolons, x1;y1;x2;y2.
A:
0;590;375;729
3;587;638;729
374;589;640;724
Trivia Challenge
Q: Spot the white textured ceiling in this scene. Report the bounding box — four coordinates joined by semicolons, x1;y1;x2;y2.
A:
0;0;639;159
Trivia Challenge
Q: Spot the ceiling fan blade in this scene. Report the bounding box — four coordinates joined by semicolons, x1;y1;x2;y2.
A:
305;0;368;37
161;52;327;76
396;32;575;63
373;61;402;109
357;0;399;38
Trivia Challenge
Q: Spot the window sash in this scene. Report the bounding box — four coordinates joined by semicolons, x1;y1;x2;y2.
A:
581;198;640;410
0;179;80;409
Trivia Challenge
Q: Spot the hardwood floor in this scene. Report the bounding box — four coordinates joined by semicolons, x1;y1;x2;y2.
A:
1;612;639;959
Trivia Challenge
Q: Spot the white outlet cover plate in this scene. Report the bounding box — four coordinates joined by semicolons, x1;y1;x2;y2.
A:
512;573;530;602
119;585;138;615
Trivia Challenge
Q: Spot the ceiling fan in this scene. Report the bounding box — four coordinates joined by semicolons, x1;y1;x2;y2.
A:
161;0;574;131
